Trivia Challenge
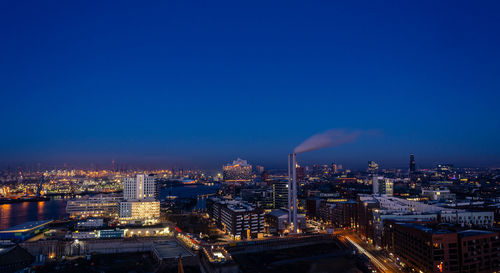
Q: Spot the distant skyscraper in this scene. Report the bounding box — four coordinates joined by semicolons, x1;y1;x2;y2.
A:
256;165;265;174
222;158;252;182
367;161;379;174
409;154;416;173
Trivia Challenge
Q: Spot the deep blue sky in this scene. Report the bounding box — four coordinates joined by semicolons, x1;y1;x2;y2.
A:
1;0;499;170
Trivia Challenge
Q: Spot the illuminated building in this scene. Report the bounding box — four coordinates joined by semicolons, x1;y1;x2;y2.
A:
385;221;500;273
266;209;306;234
119;201;160;225
66;194;121;219
357;194;495;246
272;180;288;209
437;164;454;177
421;187;456;201
379;178;393;196
372;176;393;196
367;161;379;174
123;174;158;200
222;158;252;182
207;197;264;239
331;163;338;174
0;220;53;242
120;174;160;224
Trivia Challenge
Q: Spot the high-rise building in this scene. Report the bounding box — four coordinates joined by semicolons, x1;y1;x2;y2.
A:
123;174;158;201
379;178;393;196
273;180;289;209
255;165;265;174
372;176;393;196
409;154;416;173
120;174;160;224
222;158;252;182
367;161;379;174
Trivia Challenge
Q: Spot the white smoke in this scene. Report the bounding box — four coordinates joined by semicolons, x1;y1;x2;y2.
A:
294;129;361;154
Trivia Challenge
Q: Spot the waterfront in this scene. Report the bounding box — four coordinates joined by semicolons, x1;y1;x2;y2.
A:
0;184;219;230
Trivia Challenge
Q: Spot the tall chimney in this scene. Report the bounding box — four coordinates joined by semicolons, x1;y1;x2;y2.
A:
292;153;298;233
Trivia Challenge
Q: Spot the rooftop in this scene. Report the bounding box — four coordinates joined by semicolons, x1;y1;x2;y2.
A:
152;241;194;260
458;230;496;237
0;220;53;233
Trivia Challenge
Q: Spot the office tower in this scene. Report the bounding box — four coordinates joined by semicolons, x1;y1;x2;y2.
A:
409;154;416;173
123;174;157;201
255;165;265;174
222;158;252;182
367;161;379;174
273;180;289;209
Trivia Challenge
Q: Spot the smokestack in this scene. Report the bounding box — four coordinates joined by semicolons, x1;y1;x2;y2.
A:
288;153;298;234
287;154;292;225
292;153;297;234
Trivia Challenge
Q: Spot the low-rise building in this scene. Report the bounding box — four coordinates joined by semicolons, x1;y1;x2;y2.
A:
207;197;265;239
0;220;53;242
119;200;160;225
385;221;500;273
265;209;306;234
66;194;121;219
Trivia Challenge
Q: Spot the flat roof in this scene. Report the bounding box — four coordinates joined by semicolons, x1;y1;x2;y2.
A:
458;230;495;237
152;241;193;259
0;220;53;233
397;222;453;234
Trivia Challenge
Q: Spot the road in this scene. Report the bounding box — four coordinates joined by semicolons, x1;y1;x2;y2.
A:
338;230;402;273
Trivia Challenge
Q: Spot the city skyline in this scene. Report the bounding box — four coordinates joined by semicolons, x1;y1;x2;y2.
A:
1;1;500;169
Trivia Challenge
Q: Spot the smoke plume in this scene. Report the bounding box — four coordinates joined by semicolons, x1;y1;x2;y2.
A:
294;129;361;154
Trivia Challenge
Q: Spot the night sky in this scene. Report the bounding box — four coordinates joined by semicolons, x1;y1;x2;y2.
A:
1;1;499;170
